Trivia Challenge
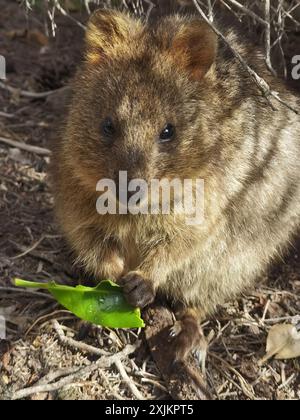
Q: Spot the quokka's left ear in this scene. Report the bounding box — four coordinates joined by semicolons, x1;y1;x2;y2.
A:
85;9;141;64
165;19;218;80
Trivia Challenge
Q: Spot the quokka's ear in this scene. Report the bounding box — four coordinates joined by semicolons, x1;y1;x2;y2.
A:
167;20;218;80
85;9;140;63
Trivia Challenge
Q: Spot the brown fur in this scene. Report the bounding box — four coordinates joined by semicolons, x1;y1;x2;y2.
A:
51;10;300;360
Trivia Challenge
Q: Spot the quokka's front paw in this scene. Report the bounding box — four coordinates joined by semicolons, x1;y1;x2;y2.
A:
118;271;155;308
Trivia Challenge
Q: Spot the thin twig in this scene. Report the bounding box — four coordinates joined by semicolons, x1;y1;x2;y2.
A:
53;0;86;31
0;111;15;119
0;80;62;99
265;0;276;75
224;0;268;26
144;0;155;21
0;136;51;156
141;377;169;393
114;358;146;400
263;315;300;324
207;0;214;22
84;0;91;15
260;299;271;326
0;286;54;300
53;320;110;356
278;373;296;390
35;366;83;386
12;235;61;260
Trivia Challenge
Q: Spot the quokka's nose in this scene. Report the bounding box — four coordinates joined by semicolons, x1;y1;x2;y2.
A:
126;148;146;168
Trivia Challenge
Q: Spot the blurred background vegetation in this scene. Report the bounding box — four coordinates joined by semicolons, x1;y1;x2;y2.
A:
19;0;300;83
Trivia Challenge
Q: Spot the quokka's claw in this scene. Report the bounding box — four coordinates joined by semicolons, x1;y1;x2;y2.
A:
169;321;183;338
193;348;208;375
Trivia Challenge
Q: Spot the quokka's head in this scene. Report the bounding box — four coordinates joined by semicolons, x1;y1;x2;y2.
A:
64;9;218;195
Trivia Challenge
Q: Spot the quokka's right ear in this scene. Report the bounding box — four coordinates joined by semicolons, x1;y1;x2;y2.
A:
85;9;141;64
158;17;218;80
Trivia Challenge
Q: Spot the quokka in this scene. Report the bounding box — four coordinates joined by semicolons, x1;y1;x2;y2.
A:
51;9;300;360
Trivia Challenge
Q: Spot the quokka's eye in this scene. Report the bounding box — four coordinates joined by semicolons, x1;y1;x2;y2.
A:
101;117;116;139
159;123;176;143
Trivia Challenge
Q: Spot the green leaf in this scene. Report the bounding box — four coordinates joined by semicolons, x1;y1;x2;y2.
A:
15;279;145;329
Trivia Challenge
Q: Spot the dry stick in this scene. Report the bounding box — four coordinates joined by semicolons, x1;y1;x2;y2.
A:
11;343;137;400
260;299;271;326
10;241;54;265
263;315;300;324
47;5;57;38
0;286;54;300
84;0;91;15
141;377;169;393
0;136;51;156
225;0;268;26
12;235;61;260
265;0;276;76
220;0;243;21
288;2;300;15
271;3;287;79
0;111;15;119
35;366;83;386
137;0;145;16
283;4;300;26
131;0;139;15
53;0;86;31
53;320;110;357
207;0;213;22
144;0;155;21
278;373;296;391
192;0;299;115
0;80;61;99
114;358;145;400
123;0;130;10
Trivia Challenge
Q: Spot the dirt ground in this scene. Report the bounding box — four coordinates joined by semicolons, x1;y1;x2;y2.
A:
0;0;299;400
